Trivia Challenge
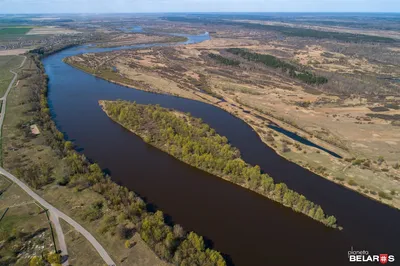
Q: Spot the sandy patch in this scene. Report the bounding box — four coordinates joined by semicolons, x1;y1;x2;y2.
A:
30;124;40;135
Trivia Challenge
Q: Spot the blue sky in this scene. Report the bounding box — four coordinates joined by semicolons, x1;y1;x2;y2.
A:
0;0;400;13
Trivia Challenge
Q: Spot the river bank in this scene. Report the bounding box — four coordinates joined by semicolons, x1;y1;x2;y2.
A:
64;52;399;210
94;35;188;48
41;32;400;266
2;46;228;266
100;100;338;228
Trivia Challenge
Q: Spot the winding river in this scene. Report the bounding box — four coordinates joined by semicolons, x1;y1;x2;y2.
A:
43;33;400;266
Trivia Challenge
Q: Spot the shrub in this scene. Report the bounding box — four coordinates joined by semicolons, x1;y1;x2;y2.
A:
348;179;357;186
266;135;274;142
46;252;61;264
378;191;392;200
116;224;130;239
282;144;291;153
29;256;44;266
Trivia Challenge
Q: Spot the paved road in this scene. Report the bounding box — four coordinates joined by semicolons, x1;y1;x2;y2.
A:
0;55;115;266
0;167;116;266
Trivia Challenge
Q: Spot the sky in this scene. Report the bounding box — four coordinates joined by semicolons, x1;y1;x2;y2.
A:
0;0;400;13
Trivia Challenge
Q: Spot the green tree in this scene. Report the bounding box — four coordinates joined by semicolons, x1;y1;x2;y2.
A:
46;252;61;264
64;141;73;151
30;256;44;266
314;206;325;221
188;232;205;252
325;215;337;227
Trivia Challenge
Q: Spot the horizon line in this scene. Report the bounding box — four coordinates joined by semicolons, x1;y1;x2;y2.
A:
1;11;400;15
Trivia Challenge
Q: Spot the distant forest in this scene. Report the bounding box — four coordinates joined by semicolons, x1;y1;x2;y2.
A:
162;16;397;43
208;53;240;66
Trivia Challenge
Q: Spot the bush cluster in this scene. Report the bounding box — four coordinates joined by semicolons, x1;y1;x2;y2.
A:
103;101;338;228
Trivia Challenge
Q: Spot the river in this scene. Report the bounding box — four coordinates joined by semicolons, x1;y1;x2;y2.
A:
43;33;400;266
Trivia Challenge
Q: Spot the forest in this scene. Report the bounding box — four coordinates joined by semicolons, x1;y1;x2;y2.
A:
208;53;240;66
102;100;338;228
226;48;328;85
22;53;227;266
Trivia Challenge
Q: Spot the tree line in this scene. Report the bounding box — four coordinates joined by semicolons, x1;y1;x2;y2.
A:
102;100;338;228
208;53;240;66
24;53;227;266
162;16;397;43
226;48;328;85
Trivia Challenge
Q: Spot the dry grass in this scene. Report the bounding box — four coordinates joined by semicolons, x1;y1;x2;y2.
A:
0;55;23;97
60;219;105;266
232;19;400;40
40;185;170;266
0;49;29;56
26;26;80;35
2;57;172;265
0;175;54;265
65;36;400;209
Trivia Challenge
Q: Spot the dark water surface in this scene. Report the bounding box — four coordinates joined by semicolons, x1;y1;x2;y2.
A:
43;34;400;266
268;124;342;158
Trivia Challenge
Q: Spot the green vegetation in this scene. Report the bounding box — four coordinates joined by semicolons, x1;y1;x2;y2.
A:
368;106;390;112
366;113;400;121
0;27;32;36
10;53;226;266
159;36;188;43
208;53;240;66
29;252;61;266
102;100;338;228
0;55;23;97
0;176;55;265
378;191;392;200
226;48;328;85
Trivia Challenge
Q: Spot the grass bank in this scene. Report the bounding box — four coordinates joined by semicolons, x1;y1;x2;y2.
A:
100;100;339;228
0;55;23;97
2;51;226;265
64;49;400;211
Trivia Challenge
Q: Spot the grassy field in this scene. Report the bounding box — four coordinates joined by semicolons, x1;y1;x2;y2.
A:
2;56;170;266
70;39;400;210
0;27;32;36
1;55;60;168
0;55;23;97
0;175;54;265
60;219;105;266
41;185;170;266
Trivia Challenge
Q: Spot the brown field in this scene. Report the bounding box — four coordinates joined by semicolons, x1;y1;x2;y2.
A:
94;33;187;48
232;19;400;40
65;29;400;209
26;26;80;35
0;49;29;56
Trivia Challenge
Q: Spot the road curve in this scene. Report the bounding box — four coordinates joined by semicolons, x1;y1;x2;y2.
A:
0;167;116;266
0;56;26;132
0;55;115;266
